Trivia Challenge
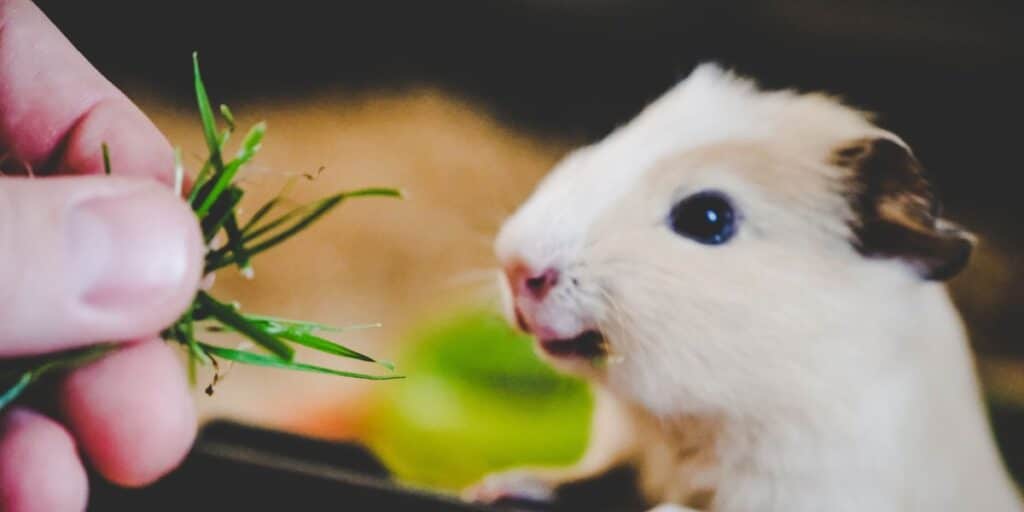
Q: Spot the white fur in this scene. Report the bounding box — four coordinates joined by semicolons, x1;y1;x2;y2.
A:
485;64;1021;511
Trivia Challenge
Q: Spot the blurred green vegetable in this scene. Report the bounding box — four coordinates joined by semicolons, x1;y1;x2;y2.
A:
367;310;593;490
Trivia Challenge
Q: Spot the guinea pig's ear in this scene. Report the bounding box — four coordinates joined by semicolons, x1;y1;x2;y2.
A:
834;137;974;281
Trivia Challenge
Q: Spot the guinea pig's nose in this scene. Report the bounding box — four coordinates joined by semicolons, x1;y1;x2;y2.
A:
524;268;559;299
506;264;559;300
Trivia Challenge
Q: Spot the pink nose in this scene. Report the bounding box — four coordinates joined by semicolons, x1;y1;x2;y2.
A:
507;265;559;300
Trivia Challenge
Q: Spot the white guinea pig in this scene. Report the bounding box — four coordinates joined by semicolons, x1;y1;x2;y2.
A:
466;64;1022;511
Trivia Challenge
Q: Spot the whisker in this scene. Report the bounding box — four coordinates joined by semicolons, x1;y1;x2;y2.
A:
444;267;502;288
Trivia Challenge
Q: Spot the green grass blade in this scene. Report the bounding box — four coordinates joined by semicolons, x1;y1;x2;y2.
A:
195;122;265;218
0;344;117;412
199;343;402;380
241;314;381;334
240;178;298;234
219;104;236;131
222;213;251;274
0;372;33;410
242;187;400;242
274;329;385;366
173;148;185;197
192;52;223;173
188;128;233;205
206;188;401;272
203;316;385;366
201;187;244;243
195;291;294;361
101;143;112;175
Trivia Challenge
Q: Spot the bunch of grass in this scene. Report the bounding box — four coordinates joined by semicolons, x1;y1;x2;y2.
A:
0;53;401;411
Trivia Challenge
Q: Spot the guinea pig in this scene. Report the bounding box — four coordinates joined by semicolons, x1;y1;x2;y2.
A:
465;64;1022;511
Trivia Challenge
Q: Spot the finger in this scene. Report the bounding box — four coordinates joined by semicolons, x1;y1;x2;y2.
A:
60;339;196;487
0;408;89;512
0;0;174;183
0;176;203;356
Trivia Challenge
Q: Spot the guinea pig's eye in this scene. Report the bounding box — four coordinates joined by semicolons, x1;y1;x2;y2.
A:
668;191;737;245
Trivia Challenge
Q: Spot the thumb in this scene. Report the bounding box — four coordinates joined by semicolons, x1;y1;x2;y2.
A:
0;176;203;356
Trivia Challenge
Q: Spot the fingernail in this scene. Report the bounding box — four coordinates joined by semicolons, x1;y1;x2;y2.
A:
68;187;193;310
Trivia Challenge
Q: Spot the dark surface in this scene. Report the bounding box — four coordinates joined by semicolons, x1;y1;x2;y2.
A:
88;421;493;511
88;420;645;511
86;409;1024;511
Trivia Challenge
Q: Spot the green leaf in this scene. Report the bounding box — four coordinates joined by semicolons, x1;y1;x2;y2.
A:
170;311;208;385
101;143;112;175
275;329;392;369
173;147;185;197
219;104;236;131
195;291;295;361
188;128;233;205
201;186;244;243
0;344;117;412
240;178;298;234
195;122;265;218
192;52;223;174
199;343;402;381
242;314;381;334
207;188;401;272
0;372;32;410
240;187;399;242
222;213;251;275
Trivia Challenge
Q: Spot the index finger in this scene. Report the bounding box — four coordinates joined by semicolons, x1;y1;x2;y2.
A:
0;0;174;184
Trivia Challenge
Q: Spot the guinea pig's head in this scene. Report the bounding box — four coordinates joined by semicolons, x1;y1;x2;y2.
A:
495;64;973;418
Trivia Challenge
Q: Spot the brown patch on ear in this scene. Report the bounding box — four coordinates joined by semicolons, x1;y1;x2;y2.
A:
835;138;974;281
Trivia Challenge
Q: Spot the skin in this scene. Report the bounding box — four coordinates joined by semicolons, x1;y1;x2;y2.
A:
0;0;204;510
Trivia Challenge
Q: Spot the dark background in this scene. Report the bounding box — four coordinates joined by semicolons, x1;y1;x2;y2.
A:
30;0;1024;507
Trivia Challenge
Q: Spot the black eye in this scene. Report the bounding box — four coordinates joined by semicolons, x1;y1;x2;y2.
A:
668;191;737;245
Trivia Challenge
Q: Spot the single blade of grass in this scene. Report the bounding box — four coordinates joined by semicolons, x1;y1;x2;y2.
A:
173;148;185;197
101;143;112;175
201;187;244;243
240;177;298;234
273;329;390;368
170;311;207;385
195;291;295;361
241;314;381;333
192;52;223;173
0;344;118;412
199;343;402;381
222;213;251;275
219;104;236;131
0;372;32;410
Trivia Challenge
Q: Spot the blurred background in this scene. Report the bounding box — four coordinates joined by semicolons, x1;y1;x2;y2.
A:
34;0;1024;498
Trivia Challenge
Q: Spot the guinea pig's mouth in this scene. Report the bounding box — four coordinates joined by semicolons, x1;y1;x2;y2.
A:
538;330;607;359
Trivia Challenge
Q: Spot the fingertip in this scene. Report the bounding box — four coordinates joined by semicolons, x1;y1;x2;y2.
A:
0;176;203;356
0;408;88;512
60;340;197;487
72;182;206;341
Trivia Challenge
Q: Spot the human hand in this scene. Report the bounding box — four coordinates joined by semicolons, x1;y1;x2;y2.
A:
0;1;204;510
